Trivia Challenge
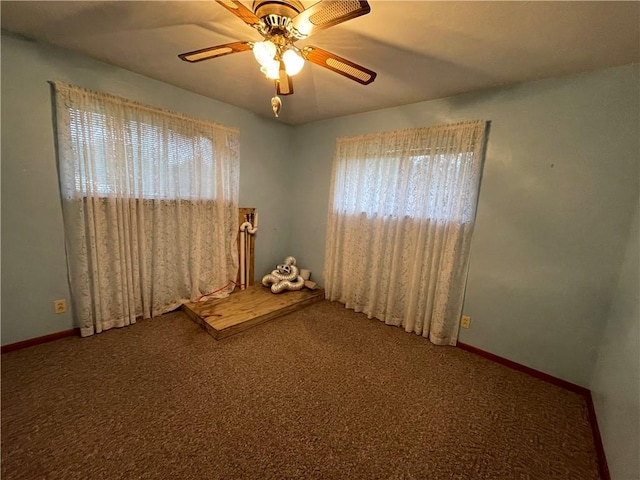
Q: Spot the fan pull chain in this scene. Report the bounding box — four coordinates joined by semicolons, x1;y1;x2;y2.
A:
271;80;282;118
271;94;282;117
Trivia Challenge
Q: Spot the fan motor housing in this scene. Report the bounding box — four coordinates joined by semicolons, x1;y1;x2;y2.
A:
253;0;304;21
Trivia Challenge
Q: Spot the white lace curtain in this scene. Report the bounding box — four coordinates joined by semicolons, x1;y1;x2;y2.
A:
52;82;240;337
324;120;488;345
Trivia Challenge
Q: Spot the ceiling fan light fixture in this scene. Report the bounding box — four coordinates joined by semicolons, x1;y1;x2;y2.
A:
179;0;376;120
297;20;313;37
253;40;277;67
282;48;304;76
260;58;281;79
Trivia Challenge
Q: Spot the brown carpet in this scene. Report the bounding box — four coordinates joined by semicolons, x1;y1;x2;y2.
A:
1;300;600;479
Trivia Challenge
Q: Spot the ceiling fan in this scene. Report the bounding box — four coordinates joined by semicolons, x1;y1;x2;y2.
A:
178;0;377;117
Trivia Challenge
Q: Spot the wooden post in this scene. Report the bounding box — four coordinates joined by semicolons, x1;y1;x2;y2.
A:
238;207;256;287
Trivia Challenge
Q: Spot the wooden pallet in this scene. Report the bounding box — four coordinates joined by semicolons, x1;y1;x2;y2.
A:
182;283;325;340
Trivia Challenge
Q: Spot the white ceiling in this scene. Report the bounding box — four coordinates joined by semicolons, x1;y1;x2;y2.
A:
2;1;639;125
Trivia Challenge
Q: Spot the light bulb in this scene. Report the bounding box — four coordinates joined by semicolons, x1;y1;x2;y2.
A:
295;19;313;37
260;58;280;80
253;41;276;67
282;48;304;76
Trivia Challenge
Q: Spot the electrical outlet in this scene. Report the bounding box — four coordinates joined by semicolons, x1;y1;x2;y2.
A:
53;299;67;314
461;315;471;329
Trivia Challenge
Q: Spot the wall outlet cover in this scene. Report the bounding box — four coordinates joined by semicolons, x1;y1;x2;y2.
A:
54;299;67;314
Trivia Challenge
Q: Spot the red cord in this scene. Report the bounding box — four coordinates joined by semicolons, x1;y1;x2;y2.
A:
195;280;240;303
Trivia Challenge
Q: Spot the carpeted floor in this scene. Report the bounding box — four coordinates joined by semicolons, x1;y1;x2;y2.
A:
1;300;601;479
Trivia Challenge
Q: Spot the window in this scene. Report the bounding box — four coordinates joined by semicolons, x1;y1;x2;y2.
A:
68;108;224;200
333;150;478;222
53;82;239;337
324;121;489;345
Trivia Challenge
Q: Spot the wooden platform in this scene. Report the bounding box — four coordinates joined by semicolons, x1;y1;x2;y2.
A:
182;284;325;340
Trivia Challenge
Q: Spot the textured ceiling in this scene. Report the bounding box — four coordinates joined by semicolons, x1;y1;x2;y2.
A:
2;1;639;125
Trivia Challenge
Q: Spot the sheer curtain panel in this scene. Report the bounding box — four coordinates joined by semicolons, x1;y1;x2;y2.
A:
324;121;488;345
53;82;240;337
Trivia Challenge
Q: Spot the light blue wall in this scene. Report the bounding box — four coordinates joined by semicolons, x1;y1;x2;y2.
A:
2;32;638;389
289;64;640;387
1;33;293;345
591;204;639;480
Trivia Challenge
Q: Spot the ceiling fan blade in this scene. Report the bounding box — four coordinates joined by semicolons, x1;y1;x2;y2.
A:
303;46;376;85
215;0;261;27
276;63;294;95
178;41;252;63
290;1;370;38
